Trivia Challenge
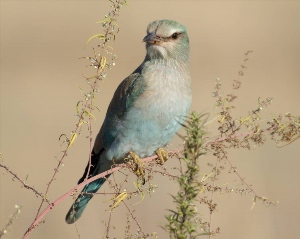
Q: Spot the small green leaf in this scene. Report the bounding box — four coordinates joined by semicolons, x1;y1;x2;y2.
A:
84;110;96;120
67;133;77;148
99;56;106;71
85;34;106;47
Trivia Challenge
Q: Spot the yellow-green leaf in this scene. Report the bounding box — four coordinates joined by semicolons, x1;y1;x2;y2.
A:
84;110;96;120
85;34;106;47
68;133;77;148
78;121;88;127
96;18;111;24
99;56;106;71
110;192;127;209
76;101;82;115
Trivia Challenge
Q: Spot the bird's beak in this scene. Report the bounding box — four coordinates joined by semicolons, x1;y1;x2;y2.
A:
143;32;163;45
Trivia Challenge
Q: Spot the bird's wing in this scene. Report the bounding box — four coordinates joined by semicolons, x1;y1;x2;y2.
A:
93;71;145;154
69;72;146;221
107;72;145;118
78;71;145;184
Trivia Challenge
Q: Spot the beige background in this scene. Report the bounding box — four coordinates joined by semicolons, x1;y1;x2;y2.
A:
1;1;300;238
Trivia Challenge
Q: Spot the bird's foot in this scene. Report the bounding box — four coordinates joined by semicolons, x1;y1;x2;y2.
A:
128;151;145;184
155;148;168;165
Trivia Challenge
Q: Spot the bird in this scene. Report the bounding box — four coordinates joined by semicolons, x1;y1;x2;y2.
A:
65;19;192;224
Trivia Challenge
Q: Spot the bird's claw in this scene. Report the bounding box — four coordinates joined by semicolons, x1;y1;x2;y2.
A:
128;151;145;184
155;148;168;165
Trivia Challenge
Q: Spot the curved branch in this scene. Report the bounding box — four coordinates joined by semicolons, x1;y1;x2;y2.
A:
23;154;158;239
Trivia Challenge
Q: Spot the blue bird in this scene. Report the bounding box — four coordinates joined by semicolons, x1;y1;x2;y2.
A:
66;19;192;224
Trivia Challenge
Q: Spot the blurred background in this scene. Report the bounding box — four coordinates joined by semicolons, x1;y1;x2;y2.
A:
1;1;300;238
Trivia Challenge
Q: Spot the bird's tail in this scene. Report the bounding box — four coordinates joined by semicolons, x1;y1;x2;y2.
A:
65;176;109;224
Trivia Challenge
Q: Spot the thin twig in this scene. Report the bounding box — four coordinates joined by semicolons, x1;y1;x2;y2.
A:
0;163;49;204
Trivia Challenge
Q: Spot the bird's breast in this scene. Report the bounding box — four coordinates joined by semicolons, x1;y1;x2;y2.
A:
136;60;192;123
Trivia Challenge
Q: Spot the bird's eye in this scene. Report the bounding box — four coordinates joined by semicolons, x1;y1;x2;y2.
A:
171;32;179;39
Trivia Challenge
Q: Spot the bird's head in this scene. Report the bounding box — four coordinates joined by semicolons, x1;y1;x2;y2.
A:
143;20;189;62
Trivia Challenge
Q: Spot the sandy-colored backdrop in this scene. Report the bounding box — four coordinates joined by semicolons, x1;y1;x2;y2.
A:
1;1;300;238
